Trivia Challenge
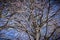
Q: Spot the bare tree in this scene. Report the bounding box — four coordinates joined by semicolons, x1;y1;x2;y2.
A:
0;0;60;40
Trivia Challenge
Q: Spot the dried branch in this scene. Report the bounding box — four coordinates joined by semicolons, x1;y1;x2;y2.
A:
49;9;60;19
44;0;50;40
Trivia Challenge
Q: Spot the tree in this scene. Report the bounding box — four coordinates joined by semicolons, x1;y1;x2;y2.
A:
0;0;60;40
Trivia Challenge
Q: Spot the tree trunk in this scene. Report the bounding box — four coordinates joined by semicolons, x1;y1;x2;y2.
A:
36;27;40;40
